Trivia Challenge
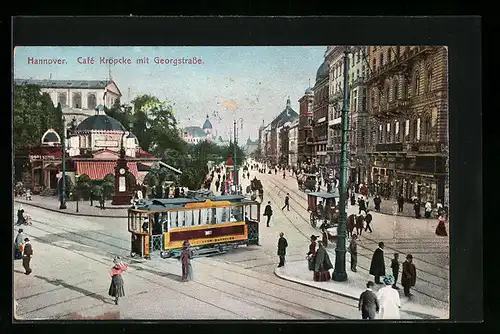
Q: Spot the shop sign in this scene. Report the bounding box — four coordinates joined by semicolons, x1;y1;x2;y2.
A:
375;143;403;152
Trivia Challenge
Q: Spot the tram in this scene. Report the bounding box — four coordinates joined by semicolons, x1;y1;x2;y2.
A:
127;194;261;259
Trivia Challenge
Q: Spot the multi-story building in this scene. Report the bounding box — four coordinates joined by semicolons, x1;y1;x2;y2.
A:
297;86;315;164
14;78;122;129
287;120;299;167
278;124;289;165
181;115;213;144
244;137;259;156
365;45;449;205
312;54;330;165
326;46;370;182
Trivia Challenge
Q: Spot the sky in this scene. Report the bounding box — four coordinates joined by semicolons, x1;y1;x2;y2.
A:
14;46;326;141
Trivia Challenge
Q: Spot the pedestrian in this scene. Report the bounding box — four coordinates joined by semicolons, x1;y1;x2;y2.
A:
402;254;417;297
277;232;288;267
391;253;400;289
347;214;356;238
108;256;127;305
16;206;25;226
306;235;318;271
369;242;386;284
364;210;373;233
358;281;379;320
313;241;333;281
14;228;25;260
377;275;401;319
180;240;194;282
283;170;286;179
355;214;364;237
373;195;382;212
264;201;273;227
349;234;358;272
281;193;290;211
358;196;367;215
435;216;448;236
424;200;432;218
397;194;404;213
247;172;250;179
413;200;421;219
22;237;33;275
215;180;220;192
350;193;356;206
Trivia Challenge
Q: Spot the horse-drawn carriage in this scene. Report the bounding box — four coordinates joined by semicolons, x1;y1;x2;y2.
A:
306;191;340;228
298;173;317;192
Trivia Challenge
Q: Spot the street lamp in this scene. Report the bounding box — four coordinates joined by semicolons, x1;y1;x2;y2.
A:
332;46;351;282
59;114;67;210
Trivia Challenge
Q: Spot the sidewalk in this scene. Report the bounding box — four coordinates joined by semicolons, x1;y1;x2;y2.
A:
14;196;129;218
275;260;448;320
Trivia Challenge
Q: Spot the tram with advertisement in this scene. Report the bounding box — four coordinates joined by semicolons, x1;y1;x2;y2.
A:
127;194;261;259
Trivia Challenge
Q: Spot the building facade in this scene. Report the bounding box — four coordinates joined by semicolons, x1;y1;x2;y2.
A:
14;79;122;129
312;55;330;165
181;115;213;144
365;45;449;204
297;87;315;164
244;137;259;156
327;46;371;182
287;120;299;167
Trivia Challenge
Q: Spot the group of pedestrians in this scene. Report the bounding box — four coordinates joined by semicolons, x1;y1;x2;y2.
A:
14;228;33;275
306;235;333;281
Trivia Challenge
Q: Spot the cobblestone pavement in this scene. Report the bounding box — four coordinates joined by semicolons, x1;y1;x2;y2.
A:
13;203;362;320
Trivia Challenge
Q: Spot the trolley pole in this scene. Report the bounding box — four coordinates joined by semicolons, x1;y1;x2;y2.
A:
233;119;238;188
59;114;67;210
333;46;350;282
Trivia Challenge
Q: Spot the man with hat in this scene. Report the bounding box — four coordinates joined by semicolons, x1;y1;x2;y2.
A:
180;240;193;282
349;234;358;272
277;232;288;267
22;237;33;275
402;254;417;297
369;242;386;284
358;281;379;320
263;201;273;227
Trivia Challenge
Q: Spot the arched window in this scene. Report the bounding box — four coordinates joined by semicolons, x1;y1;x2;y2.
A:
411;118;418;142
386;123;391;143
423;115;432;142
87;93;97;110
72;93;81;109
426;68;433;93
413;70;420;96
378;124;383;143
57;93;67;108
395;120;401;142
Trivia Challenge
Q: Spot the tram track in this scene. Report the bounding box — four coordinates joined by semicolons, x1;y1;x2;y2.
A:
267;177;450;275
262;177;449;304
15;209;357;319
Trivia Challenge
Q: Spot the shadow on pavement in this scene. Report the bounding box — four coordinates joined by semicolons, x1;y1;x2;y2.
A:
33;274;113;304
132;266;183;282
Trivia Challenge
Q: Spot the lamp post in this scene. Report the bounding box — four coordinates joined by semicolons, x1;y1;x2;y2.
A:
332;46;351;282
233;117;244;189
59;115;67;210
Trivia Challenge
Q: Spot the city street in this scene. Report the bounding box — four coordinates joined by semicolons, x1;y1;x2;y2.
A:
13;165;448;320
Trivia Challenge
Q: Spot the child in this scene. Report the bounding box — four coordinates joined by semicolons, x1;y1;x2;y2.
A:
391;253;400;289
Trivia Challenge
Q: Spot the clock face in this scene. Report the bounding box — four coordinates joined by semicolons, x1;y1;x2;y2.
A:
119;168;125;175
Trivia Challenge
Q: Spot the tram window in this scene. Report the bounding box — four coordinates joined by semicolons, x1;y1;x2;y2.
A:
211;208;217;224
179;211;186;227
231;206;243;222
220;207;228;222
200;209;210;225
161;213;169;233
216;207;224;224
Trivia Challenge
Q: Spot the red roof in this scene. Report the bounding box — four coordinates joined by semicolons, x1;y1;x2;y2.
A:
225;156;234;166
75;161;139;180
136;149;154;158
29;146;64;158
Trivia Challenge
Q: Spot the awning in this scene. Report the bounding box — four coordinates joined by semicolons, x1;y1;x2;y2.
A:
75;161;139;180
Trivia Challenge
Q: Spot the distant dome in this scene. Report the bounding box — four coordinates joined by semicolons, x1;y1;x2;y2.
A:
202;115;212;130
41;129;61;144
76;115;126;132
315;60;329;83
305;87;314;95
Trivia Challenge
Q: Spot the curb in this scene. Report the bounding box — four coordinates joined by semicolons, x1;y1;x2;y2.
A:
274;268;358;301
14;200;128;219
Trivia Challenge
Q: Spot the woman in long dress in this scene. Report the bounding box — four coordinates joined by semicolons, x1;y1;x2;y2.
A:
313;241;333;281
376;275;401;319
180;240;193;282
435;216;448;237
108;256;127;305
14;228;25;260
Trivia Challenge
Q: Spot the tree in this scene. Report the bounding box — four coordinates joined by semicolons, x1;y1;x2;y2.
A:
58;175;74;201
13;84;61;153
102;174;115;200
76;174;92;200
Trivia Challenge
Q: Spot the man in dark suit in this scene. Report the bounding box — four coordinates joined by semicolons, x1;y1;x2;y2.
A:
264;201;273;227
358;281;379;319
277;232;288;267
369;242;386;284
22;238;33;275
281;193;290;211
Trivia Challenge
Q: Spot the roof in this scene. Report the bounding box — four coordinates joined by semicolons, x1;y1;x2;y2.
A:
202;115;212;129
131;195;259;212
75;161;139;180
42;130;61;143
271;99;299;128
14;78;112;90
76;115;126;132
225;156;234;166
305;87;314;95
136;149;155;158
184;126;207;138
308;190;339;198
315;60;329;83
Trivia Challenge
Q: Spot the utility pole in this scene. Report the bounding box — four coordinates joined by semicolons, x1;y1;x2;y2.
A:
332;46;350;282
59;114;67;210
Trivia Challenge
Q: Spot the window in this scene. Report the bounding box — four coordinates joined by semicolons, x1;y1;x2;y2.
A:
414;71;420;96
416;118;421;141
412;119;418;142
378;124;383;143
404;119;410;140
87;93;97;110
72;93;81;108
386;123;391;142
393;78;399;100
422;116;432;141
395;121;400;142
353;97;357;112
57;93;67;108
426;68;433;93
379;53;384;67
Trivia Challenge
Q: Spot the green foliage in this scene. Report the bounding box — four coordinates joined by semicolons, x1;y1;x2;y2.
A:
102;174;115;199
13;84;62;153
75;174;92;200
58;175;74;200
